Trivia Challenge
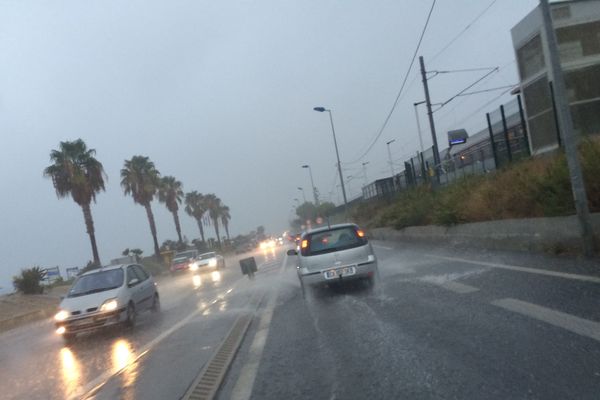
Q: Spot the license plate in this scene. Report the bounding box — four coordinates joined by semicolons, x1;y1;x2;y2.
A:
324;266;356;280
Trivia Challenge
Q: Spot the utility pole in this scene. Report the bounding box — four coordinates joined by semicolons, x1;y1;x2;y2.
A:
419;56;441;182
540;0;595;256
413;102;425;152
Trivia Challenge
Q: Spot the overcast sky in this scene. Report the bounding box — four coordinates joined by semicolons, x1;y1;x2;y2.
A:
0;0;539;291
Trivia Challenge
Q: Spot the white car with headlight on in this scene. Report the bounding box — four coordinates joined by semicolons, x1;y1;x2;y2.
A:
190;251;225;272
54;264;159;342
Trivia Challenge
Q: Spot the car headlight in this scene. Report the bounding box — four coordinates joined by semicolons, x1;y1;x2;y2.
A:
208;258;217;267
100;298;118;312
54;310;69;321
190;263;199;271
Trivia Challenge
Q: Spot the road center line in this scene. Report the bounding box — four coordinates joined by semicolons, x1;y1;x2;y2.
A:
427;254;600;284
78;278;245;400
229;254;287;400
491;298;600;342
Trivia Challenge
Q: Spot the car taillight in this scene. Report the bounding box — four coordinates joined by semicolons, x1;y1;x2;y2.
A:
356;229;365;238
301;239;308;249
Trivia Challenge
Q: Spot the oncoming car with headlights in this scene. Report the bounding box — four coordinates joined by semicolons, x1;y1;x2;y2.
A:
189;251;225;272
54;264;159;342
287;223;378;296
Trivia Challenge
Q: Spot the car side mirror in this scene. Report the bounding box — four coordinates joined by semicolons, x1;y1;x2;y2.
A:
128;278;139;287
287;249;298;256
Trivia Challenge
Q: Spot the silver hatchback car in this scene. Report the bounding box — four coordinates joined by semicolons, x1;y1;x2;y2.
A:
287;223;378;295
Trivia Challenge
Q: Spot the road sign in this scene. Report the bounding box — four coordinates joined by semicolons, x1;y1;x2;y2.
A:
66;267;80;279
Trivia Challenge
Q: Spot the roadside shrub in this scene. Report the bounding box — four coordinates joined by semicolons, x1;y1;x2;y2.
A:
378;185;435;229
580;137;600;212
432;176;480;226
13;266;46;294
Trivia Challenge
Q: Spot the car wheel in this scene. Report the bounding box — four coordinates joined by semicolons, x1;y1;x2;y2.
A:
151;293;160;312
125;303;136;328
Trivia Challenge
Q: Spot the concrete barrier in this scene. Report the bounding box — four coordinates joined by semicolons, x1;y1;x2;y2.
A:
369;213;600;254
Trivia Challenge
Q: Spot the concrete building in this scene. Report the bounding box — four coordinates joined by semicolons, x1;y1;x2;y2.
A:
511;0;600;154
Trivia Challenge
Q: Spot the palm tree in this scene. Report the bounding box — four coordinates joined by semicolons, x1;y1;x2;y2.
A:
158;176;184;243
184;191;208;243
44;139;106;265
220;205;231;241
204;194;223;247
120;156;161;257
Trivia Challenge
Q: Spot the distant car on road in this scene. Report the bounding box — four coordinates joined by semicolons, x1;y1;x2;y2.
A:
287;223;378;296
169;250;199;274
190;251;225;272
54;264;159;342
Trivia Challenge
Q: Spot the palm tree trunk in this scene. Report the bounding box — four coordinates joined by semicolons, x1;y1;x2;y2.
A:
212;218;221;247
81;203;101;265
172;210;183;243
196;218;206;243
224;222;230;241
145;203;161;257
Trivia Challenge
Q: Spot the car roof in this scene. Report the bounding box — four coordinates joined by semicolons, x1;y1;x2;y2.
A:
304;223;358;236
199;251;216;256
80;264;125;276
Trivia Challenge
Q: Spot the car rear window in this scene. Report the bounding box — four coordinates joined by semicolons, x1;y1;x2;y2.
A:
302;227;367;256
200;252;216;260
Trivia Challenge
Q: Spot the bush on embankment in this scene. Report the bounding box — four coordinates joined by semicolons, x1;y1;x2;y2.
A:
352;138;600;230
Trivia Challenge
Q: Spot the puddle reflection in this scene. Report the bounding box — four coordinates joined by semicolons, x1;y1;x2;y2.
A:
192;274;202;288
112;339;138;399
59;347;81;398
211;271;221;282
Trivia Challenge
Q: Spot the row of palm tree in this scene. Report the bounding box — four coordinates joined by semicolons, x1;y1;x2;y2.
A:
44;139;231;264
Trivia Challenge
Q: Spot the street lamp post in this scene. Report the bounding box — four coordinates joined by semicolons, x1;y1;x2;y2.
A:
386;139;396;178
314;107;348;212
301;164;319;206
413;101;426;153
297;187;306;203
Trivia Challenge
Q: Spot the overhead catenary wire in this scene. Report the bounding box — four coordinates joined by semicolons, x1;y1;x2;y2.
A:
434;67;499;110
345;0;437;165
429;0;498;64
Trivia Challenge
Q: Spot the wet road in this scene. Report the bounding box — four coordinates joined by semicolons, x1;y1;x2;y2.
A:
0;248;284;400
3;242;600;399
218;241;600;400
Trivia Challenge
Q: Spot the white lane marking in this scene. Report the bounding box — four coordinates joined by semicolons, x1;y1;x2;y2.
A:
419;279;480;294
77;281;243;400
428;255;600;284
373;244;393;250
230;254;287;400
492;298;600;342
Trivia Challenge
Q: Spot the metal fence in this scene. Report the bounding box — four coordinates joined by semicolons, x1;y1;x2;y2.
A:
362;96;532;201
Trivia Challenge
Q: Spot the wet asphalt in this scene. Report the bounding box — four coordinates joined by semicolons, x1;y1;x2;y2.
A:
3;242;600;400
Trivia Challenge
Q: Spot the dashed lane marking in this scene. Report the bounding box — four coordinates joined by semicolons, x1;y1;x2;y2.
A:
492;298;600;342
419;279;480;294
373;244;393;250
428;255;600;284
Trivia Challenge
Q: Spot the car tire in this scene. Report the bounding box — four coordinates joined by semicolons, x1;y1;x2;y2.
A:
125;303;136;328
151;293;160;312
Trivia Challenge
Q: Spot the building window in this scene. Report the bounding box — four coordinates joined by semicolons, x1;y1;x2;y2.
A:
517;34;545;80
557;21;600;62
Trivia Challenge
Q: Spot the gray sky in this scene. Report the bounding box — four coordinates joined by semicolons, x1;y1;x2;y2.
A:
0;0;538;291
